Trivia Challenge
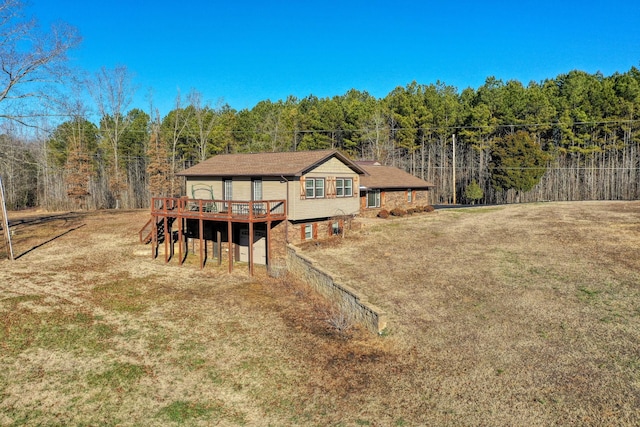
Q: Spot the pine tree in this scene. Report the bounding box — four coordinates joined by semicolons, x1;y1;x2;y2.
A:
65;143;92;209
146;129;170;197
464;180;484;204
490;131;549;200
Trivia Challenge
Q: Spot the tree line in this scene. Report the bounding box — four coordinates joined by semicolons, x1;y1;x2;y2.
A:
0;1;638;210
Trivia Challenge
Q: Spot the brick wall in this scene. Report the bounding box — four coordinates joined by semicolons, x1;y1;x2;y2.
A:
360;189;430;217
286;218;355;245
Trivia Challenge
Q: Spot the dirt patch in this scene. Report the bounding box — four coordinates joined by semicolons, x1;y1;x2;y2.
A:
1;202;639;426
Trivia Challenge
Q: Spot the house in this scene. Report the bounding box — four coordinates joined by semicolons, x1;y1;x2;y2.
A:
138;150;366;274
178;149;366;242
141;150;433;275
356;161;434;216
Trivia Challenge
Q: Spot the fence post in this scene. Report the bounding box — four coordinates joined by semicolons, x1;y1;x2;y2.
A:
0;176;14;260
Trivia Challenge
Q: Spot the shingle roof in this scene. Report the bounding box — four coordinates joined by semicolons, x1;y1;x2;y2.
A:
357;163;434;189
177;150;366;177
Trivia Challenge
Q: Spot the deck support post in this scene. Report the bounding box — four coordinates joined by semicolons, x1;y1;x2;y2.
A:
227;220;233;273
267;221;272;269
178;215;183;265
199;217;204;269
151;216;157;259
217;230;222;265
163;214;169;263
249;220;254;276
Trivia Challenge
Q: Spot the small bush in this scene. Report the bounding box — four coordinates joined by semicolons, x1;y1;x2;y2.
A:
390;208;407;217
413;205;424;213
323;306;354;338
377;209;389;219
422;205;435;213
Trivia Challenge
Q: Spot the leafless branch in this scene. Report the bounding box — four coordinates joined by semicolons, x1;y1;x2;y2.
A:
0;0;81;126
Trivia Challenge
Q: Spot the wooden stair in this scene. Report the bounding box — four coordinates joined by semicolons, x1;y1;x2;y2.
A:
138;216;175;244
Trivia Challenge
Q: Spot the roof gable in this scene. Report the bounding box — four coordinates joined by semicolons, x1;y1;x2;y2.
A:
177;150;365;177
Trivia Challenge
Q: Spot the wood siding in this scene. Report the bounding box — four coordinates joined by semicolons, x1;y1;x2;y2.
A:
185;156;361;222
288;157;360;221
186;177;287;201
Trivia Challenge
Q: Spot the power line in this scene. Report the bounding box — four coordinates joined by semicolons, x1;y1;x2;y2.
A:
13;117;640;137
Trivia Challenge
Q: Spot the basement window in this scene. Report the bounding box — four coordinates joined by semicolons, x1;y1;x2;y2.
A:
332;221;341;236
304;224;313;240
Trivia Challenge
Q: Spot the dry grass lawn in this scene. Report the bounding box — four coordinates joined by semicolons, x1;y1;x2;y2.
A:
0;201;639;426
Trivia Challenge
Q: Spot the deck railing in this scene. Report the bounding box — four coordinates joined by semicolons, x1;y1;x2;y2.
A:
151;197;286;221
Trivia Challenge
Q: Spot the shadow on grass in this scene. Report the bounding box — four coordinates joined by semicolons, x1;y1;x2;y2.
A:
14;224;86;260
7;211;87;228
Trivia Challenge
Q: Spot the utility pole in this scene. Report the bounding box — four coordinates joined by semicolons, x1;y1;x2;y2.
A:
0;176;14;260
452;134;456;205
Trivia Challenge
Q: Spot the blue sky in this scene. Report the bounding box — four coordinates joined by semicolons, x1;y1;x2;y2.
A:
31;0;640;117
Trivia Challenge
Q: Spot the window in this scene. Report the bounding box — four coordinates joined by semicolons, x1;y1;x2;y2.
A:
304;224;313;240
336;178;353;197
367;189;381;208
223;179;232;211
252;179;262;201
305;178;325;198
305;179;314;198
407;188;412;203
223;179;233;200
331;221;341;236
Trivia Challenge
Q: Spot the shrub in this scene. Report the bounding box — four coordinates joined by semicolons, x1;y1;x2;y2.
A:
422;205;435;213
390;208;406;217
465;179;484;204
377;209;389;219
324;307;354;338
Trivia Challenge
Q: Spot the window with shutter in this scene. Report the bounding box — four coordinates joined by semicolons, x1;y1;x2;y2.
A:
302;223;313;240
303;178;325;198
335;178;353;197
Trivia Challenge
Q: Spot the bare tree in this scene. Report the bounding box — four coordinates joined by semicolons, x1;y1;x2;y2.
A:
0;0;81;126
0;131;38;209
188;89;218;162
147;113;170;197
88;65;135;208
164;89;191;195
360;107;391;162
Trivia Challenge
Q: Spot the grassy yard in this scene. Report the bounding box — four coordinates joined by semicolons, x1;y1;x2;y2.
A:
1;201;639;426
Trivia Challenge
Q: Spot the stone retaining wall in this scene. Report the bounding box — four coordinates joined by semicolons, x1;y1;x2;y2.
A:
286;244;388;334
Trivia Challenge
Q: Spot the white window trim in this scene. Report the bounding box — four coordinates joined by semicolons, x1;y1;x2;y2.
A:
252;179;262;201
305;178;325;199
367;189;381;208
336;178;353;197
223;179;232;200
332;221;341;235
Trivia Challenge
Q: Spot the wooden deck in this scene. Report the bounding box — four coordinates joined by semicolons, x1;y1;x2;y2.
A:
151;197;287;222
142;197;287;276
